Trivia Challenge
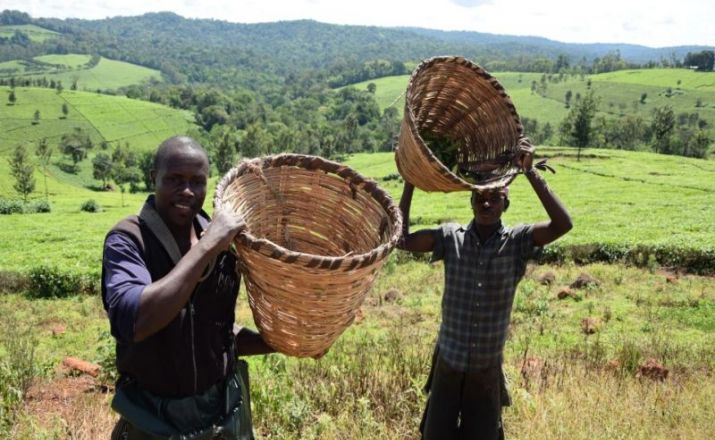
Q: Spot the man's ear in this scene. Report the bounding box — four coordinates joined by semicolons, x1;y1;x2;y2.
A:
503;198;510;212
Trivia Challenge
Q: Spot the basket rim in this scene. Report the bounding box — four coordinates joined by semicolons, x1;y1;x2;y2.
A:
400;55;525;190
214;153;403;270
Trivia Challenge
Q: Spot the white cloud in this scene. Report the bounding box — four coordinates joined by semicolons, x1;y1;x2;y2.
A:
4;0;714;47
449;0;493;7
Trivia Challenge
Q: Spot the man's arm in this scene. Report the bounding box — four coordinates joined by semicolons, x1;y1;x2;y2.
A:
516;145;573;247
396;181;437;253
234;325;276;356
133;209;246;342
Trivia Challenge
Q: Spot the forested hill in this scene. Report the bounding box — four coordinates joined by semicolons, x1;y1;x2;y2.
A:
3;10;713;88
404;28;712;65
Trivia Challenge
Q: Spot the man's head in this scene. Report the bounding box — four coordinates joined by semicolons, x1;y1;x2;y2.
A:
470;186;509;225
151;136;209;232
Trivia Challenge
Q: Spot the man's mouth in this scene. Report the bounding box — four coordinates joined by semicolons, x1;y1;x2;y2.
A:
173;202;194;212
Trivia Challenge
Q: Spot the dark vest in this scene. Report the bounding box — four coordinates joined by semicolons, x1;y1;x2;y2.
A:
102;213;240;398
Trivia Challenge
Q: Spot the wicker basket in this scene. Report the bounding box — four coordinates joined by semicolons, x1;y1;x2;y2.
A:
396;56;527;192
214;154;402;357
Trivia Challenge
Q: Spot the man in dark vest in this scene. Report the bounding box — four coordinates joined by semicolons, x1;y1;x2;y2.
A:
102;136;274;439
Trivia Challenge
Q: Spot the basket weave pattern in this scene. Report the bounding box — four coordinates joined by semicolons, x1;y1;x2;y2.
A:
396;56;525;192
214;154;402;357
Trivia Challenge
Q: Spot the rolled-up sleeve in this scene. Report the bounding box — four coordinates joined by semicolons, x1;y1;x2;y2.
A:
102;233;150;343
513;224;543;261
430;225;451;263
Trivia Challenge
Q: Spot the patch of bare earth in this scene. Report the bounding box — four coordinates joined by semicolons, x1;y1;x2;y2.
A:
18;371;117;439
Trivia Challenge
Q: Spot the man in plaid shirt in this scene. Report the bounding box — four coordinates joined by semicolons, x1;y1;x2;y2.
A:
398;144;572;439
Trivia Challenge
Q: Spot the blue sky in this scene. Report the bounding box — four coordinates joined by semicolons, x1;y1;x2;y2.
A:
6;0;714;48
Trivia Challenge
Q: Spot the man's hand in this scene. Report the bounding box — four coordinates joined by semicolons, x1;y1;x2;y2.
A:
201;208;246;256
514;141;535;172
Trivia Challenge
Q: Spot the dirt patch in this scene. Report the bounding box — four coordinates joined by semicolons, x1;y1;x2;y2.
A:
570;273;600;289
557;286;575;300
537;271;556;285
383;288;403;303
21;374;115;438
637;358;669;381
581;317;601;334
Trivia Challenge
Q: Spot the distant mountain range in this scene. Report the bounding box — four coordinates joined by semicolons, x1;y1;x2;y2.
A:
2;10;713;86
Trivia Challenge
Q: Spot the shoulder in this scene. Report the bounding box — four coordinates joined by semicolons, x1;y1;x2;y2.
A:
507;223;533;239
105;215;143;253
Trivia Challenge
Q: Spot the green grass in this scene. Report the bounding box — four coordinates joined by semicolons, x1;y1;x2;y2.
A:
34;54;92;68
346;149;715;271
0;86;194;152
2;261;714;438
1;147;713;275
0;24;59;42
348;68;715;133
0;54;163;91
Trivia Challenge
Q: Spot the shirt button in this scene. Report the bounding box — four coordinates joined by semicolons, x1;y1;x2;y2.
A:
477;282;482;287
471;344;476;348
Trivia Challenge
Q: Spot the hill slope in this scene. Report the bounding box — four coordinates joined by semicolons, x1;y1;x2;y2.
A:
349;69;715;132
0;54;163;91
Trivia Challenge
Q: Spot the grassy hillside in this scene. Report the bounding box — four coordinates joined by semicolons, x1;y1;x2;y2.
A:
0;54;163;91
0;24;58;42
0;86;194;152
1;147;713;275
348;69;715;134
0;86;195;274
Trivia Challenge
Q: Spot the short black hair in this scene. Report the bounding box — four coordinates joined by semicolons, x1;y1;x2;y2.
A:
153;136;208;171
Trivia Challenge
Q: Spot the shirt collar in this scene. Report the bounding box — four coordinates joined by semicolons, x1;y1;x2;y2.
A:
464;219;507;242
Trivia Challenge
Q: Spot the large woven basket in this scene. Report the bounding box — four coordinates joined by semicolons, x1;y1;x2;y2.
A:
214;154;402;357
396;56;526;192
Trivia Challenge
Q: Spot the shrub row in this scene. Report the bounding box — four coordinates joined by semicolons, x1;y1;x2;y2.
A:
0;199;51;215
541;243;715;275
27;266;99;298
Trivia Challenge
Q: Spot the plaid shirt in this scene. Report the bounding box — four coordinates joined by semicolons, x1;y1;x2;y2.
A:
431;221;542;372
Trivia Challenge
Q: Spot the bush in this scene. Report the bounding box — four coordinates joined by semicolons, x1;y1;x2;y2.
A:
24;200;51;213
80;199;101;213
28;266;97;298
0;199;23;215
95;330;118;387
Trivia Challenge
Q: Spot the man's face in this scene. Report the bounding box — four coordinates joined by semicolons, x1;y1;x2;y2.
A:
152;148;209;230
471;189;506;225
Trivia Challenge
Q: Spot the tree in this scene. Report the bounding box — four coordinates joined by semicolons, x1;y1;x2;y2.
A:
367;82;377;94
92;152;113;189
8;144;35;203
61;103;69;118
60;128;93;170
32;110;40;125
35;138;53;200
56;80;63;94
241;123;271;158
211;127;240;174
651;106;675;154
640;93;647;104
684;50;715;71
139;151;154;191
8;89;16;105
560;90;599;160
111;144;141;206
564;90;572;108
